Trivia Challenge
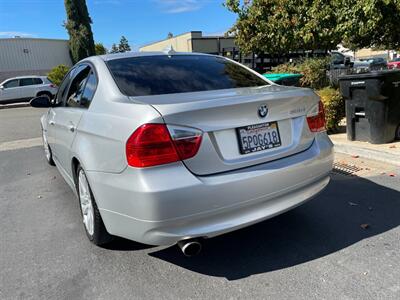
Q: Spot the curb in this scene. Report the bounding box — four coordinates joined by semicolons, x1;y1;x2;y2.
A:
0;103;30;110
333;142;400;166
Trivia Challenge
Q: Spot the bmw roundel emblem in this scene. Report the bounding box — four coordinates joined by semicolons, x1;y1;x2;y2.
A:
258;105;268;118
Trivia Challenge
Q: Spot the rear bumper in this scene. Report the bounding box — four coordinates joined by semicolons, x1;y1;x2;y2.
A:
87;133;333;246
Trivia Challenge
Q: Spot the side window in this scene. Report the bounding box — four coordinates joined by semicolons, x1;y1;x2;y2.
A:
55;68;75;104
33;78;43;85
65;66;91;108
3;79;19;88
332;54;341;63
80;71;97;108
19;78;35;86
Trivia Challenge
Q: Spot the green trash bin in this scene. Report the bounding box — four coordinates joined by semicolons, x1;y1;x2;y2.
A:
263;73;303;86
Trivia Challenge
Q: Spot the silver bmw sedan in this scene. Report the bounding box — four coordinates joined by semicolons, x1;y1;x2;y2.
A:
31;52;333;255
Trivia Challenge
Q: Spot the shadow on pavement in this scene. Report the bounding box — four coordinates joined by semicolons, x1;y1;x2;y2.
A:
102;238;154;251
148;174;400;280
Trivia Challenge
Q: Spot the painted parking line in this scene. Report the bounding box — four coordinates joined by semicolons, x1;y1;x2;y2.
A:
0;137;42;152
0;103;30;110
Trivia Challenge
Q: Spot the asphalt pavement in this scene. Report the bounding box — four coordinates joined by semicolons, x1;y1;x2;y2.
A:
1;108;400;300
0;107;47;143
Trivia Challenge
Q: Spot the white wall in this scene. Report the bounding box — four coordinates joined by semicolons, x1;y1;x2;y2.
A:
0;38;72;72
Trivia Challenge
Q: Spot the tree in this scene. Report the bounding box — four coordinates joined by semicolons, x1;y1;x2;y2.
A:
95;43;107;55
167;32;173;39
110;43;119;53
225;0;341;55
118;36;131;52
47;65;70;86
64;0;96;63
336;0;400;50
225;0;400;54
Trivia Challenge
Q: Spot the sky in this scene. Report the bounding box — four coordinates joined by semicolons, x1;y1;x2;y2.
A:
0;0;237;50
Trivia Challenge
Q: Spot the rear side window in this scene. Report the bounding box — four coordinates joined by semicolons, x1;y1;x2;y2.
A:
107;55;268;96
80;71;97;108
19;78;34;86
33;78;43;84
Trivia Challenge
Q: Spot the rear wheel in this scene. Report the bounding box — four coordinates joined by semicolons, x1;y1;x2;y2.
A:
77;166;113;245
396;124;400;140
42;129;55;166
37;91;52;101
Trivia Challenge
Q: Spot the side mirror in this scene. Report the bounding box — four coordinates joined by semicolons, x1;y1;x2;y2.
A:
30;96;52;108
0;85;4;90
344;57;351;66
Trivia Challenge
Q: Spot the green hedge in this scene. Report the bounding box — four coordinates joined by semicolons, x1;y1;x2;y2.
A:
47;64;70;86
273;58;345;133
273;57;330;90
316;87;345;133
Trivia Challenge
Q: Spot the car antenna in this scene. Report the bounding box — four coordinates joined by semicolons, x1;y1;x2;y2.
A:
163;45;175;57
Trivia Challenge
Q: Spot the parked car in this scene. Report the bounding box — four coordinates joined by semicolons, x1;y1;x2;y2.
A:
329;52;380;72
330;51;354;69
387;57;400;69
358;57;387;70
31;52;333;256
0;76;57;104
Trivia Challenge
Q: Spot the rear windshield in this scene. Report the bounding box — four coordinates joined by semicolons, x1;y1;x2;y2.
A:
106;55;268;96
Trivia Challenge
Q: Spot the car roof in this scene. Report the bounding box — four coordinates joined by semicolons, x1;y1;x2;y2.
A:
99;51;215;62
5;75;47;80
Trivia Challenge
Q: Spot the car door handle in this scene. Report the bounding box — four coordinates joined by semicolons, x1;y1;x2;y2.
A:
49;121;55;126
68;124;76;132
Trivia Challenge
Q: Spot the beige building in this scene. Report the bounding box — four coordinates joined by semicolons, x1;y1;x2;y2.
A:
355;48;394;60
140;31;270;70
0;37;72;82
140;31;237;55
143;31;400;71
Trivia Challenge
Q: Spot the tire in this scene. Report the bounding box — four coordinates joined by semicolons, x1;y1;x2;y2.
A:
37;92;52;101
396;124;400;140
76;166;113;245
42;129;55;166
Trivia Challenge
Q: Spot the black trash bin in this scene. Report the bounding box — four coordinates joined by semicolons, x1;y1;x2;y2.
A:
339;70;400;144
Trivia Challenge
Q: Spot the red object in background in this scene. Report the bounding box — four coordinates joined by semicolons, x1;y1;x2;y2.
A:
387;60;400;69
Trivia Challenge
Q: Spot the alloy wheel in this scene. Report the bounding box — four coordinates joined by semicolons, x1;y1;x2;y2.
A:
78;170;95;236
42;131;51;162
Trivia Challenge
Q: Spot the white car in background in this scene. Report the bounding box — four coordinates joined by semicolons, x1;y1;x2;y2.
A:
0;76;57;104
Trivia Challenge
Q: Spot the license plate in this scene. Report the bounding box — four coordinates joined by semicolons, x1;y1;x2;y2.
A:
236;122;282;154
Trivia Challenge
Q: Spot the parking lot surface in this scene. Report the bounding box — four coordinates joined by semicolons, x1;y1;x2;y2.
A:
1;108;400;299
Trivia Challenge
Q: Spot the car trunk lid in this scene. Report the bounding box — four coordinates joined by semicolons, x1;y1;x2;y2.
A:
130;85;320;175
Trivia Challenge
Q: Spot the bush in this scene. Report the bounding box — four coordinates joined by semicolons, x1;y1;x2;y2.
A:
273;58;345;133
317;87;345;133
272;57;330;90
47;64;70;86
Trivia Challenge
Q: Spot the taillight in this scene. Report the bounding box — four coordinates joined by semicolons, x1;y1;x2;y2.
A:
306;101;326;132
126;124;202;168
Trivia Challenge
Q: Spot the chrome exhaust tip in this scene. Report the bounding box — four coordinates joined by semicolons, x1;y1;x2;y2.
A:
177;239;202;257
